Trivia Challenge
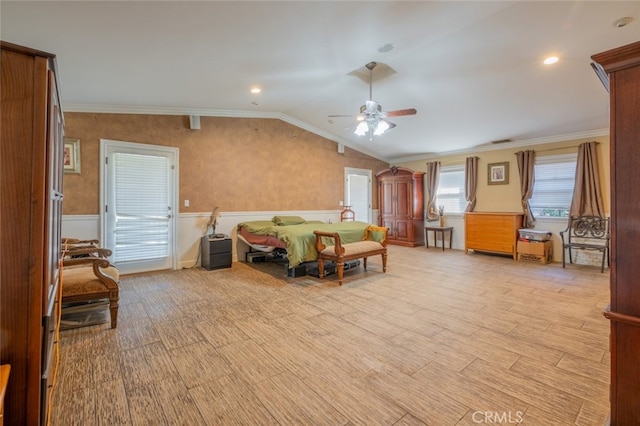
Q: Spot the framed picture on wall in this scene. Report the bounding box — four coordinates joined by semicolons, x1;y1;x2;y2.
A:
488;162;509;185
64;138;81;174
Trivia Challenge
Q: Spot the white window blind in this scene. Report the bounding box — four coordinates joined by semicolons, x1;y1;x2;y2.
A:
113;152;170;262
436;165;466;214
529;153;577;218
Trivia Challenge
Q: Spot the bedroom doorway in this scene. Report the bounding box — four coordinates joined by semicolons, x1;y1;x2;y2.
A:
100;139;178;274
344;168;372;223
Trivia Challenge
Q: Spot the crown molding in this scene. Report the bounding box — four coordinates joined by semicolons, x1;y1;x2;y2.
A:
389;128;610;163
62;103;282;119
62;103;390;163
276;115;388;162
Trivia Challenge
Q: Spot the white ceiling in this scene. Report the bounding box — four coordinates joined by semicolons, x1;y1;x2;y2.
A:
2;1;638;162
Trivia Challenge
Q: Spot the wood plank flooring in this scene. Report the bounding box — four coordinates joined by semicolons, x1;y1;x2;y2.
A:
50;245;610;425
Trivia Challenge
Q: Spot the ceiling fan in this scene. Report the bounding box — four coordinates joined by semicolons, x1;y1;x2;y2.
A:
329;61;417;140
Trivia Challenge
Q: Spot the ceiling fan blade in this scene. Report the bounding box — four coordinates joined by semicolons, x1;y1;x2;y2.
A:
328;114;354;118
382;119;397;129
386;108;417;117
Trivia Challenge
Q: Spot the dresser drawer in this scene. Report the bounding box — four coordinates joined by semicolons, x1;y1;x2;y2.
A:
467;240;514;253
466;215;507;228
203;253;232;270
202;237;231;254
1;365;9;426
209;238;232;254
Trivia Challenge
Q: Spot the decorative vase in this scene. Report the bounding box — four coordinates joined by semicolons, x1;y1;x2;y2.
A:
439;215;446;227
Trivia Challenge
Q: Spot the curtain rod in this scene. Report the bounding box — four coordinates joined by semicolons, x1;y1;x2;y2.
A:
522;141;599;154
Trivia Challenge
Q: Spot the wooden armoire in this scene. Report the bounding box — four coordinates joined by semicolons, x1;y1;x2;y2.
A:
376;167;425;247
592;41;640;425
1;41;64;425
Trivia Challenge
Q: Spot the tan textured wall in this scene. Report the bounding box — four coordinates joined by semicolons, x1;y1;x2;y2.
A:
62;113;389;214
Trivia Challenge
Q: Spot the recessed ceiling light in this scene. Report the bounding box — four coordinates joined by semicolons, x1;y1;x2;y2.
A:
377;43;395;53
613;17;633;28
250;87;261;94
543;56;559;65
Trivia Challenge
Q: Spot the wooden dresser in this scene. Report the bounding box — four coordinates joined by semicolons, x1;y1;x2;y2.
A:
0;41;64;425
592;41;640;425
464;212;524;260
0;365;9;426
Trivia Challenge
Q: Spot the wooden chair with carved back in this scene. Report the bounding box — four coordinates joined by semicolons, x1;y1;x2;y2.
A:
61;239;120;328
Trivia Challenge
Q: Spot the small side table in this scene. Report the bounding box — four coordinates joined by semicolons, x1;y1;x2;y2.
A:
424;226;453;251
201;235;232;270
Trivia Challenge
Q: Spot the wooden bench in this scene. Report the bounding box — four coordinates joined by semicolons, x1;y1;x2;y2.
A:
560;215;610;273
314;225;388;285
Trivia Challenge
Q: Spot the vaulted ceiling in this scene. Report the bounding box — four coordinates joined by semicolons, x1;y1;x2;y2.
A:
2;1;638;162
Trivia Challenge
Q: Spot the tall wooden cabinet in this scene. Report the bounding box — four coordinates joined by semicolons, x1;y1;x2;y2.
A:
1;41;64;425
376;167;425;247
592;41;640;425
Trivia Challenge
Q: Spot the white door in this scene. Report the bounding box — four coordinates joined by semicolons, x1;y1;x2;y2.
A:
345;168;372;223
101;139;178;274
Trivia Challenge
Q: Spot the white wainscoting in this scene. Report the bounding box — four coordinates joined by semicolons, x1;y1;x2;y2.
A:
61;215;101;241
62;210;378;270
423;215;465;251
64;212;588;269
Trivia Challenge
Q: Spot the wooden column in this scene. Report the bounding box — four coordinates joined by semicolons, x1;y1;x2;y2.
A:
592;41;640;425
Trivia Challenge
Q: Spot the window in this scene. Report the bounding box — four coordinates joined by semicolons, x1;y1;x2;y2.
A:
436;165;466;214
529;153;577;218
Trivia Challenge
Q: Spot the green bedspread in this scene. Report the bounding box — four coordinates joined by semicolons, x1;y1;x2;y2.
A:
237;220;372;268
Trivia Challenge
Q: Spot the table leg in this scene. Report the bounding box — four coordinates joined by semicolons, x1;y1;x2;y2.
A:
425;229;428;248
449;229;453;249
440;230;444;251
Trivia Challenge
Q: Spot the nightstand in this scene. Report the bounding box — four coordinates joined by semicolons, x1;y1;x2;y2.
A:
201;235;232;270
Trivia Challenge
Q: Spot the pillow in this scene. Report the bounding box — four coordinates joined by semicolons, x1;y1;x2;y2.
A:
272;215;306;226
366;229;385;243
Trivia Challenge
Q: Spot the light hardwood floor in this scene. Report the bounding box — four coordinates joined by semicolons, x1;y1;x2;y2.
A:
51;245;610;425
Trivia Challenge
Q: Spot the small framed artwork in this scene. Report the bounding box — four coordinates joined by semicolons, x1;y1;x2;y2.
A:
64;138;81;174
488;161;509;185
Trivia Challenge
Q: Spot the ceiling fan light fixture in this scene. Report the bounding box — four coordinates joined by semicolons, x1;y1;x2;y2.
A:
354;121;369;136
333;61;416;139
374;120;389;136
361;101;382;114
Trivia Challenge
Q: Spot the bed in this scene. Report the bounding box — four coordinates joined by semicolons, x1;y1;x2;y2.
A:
237;216;375;268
